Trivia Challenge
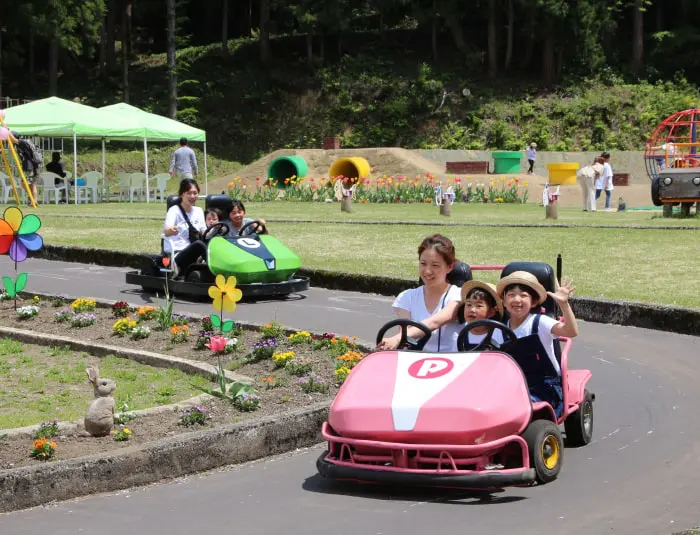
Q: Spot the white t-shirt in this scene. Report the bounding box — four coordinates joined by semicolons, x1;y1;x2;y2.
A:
163;204;206;254
392;285;462;353
596;162;613;191
508;313;561;376
467;329;504;346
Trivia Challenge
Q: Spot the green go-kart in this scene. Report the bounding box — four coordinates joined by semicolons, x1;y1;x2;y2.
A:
125;195;310;300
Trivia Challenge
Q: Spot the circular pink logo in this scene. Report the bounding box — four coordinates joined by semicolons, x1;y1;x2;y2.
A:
408;357;454;379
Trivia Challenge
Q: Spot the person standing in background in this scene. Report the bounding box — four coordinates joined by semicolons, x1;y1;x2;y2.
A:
596;151;614;211
169;137;198;180
526;142;537;174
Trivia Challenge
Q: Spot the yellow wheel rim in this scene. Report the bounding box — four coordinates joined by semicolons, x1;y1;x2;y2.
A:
542;434;560;470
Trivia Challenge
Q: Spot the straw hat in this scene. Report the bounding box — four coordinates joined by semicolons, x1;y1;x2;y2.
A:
461;281;503;316
496;271;548;305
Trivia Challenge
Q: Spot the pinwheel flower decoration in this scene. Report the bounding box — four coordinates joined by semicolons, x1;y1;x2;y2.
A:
0;207;43;305
0;207;43;263
207;274;243;334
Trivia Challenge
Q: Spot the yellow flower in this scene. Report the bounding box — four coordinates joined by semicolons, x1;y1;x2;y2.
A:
208;274;243;313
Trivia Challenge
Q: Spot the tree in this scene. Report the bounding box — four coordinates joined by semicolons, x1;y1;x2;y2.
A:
222;0;229;54
260;0;271;62
122;0;132;101
167;0;177;118
487;0;498;77
631;0;645;72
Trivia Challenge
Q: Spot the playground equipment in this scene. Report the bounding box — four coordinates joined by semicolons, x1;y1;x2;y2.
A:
644;107;700;217
492;151;523;174
328;157;371;182
0;111;38;208
267;156;308;188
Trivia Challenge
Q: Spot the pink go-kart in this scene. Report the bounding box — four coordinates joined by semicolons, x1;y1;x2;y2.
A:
317;261;595;489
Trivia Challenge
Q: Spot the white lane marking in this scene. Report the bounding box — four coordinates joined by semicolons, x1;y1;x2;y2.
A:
592;356;613;364
32;273;69;281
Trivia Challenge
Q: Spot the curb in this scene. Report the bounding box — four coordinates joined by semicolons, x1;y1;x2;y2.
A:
0;326;253;385
28;245;700;337
0;402;329;514
39;214;700;230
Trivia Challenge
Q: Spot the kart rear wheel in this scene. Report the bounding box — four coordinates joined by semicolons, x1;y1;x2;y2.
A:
564;389;594;447
523;419;563;484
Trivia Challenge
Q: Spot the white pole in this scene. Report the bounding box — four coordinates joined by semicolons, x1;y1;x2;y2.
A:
203;141;208;196
101;138;106;203
144;138;150;203
73;132;78;204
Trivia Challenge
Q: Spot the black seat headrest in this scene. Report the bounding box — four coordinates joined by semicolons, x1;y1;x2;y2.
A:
166;195;180;211
205;194;233;219
500;261;556;316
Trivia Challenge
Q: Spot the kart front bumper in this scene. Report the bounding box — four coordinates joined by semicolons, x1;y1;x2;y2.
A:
318;422;536;489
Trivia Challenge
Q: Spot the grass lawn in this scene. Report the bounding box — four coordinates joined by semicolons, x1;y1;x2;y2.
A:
26;202;698;309
22;200;700;227
0;338;211;429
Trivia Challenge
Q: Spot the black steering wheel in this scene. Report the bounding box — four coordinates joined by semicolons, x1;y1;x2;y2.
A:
375;319;433;352
238;220;267;236
202;222;230;241
456;319;518;352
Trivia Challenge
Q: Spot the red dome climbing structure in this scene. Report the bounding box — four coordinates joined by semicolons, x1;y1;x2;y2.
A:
644;106;700;181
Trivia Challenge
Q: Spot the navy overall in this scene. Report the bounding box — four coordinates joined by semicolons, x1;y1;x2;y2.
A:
504;315;564;418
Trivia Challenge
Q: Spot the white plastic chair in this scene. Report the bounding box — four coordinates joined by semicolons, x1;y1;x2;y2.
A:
1;172;13;204
129;173;146;202
150;173;170;202
38;172;67;204
117;173;131;202
76;171;102;203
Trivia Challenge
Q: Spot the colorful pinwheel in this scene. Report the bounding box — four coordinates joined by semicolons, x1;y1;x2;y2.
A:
0;207;43;263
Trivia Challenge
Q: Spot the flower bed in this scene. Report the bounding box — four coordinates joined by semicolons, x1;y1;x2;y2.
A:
0;296;368;470
226;173;529;204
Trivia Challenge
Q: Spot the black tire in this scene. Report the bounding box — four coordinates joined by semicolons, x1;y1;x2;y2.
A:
564;389;594;447
522;419;563;484
651;177;662;206
186;270;202;284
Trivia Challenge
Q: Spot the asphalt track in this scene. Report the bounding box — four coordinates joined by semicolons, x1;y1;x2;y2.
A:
1;257;699;535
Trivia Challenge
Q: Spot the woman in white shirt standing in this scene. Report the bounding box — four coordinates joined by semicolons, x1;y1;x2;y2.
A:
595;151;614;211
163;178;207;278
391;234;463;352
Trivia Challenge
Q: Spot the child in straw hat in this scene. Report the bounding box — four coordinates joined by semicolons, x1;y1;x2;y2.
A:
378;280;505;351
496;271;578;416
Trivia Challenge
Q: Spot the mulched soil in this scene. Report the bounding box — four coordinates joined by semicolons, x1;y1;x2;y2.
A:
0;296;362;470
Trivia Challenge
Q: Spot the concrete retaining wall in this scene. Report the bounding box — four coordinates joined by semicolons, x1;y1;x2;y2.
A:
419;149;648;184
0;402;329;513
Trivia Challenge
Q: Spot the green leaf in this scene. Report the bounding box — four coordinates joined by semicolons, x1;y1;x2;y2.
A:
2;276;16;298
221;320;234;333
209;314;221;328
15;273;28;293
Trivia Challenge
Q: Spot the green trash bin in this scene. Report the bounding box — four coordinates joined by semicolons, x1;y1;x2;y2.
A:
492;151;523;174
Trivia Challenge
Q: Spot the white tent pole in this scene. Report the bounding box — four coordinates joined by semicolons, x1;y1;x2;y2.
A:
144;138;150;203
101;138;106;203
204;141;208;196
73;132;78;204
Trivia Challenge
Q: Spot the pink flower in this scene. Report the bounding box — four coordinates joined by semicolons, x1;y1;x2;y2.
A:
205;335;227;352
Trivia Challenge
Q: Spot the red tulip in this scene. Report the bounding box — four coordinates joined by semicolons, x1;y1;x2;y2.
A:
205;335;227;352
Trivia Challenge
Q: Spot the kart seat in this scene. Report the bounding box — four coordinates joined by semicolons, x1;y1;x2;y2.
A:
166;194;180;211
500;261;563;365
205;194;233;221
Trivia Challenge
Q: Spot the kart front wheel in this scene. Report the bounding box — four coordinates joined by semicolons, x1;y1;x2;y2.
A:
565;389;594;447
523;419;563;484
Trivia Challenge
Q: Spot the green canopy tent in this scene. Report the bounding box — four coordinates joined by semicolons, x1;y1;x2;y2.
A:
4;96;146;203
101;103;209;196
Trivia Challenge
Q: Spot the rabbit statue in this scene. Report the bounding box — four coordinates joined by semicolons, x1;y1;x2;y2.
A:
84;365;116;437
